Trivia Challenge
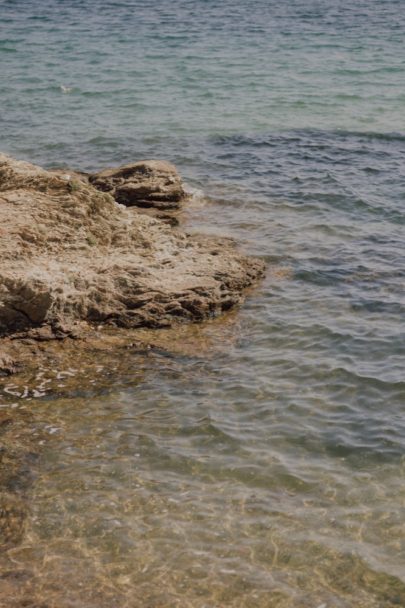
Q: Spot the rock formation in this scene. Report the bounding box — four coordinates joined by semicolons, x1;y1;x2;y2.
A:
0;154;265;337
89;160;185;209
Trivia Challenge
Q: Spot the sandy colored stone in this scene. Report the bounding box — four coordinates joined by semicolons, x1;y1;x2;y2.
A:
90;159;186;209
0;153;265;336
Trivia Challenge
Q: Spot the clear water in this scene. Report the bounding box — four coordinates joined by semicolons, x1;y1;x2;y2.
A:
1;1;405;606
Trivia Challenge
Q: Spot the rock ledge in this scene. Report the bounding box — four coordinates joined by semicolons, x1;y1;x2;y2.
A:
0;153;265;337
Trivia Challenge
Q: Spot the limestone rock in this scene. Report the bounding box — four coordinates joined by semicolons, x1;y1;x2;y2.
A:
90;160;185;209
0;153;265;336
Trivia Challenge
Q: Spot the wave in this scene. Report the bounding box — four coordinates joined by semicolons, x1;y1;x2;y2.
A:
210;128;405;147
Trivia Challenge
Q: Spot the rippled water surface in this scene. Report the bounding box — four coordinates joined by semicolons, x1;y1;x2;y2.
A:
1;1;405;606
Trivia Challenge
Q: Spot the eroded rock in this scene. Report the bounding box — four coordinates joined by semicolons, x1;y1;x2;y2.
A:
0;153;265;337
90;159;186;209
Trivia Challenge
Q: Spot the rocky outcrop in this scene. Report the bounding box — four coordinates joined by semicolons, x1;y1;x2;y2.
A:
89;160;185;210
0;154;265;337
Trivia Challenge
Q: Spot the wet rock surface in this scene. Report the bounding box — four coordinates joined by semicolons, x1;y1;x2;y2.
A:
0;153;265;337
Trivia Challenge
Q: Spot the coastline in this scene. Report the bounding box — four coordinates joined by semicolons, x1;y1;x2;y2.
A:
0;151;265;569
0;152;265;373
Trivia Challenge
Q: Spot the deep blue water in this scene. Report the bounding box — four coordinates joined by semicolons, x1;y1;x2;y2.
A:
1;1;404;606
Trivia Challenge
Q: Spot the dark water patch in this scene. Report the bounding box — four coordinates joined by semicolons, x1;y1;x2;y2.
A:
210;128;405;147
350;297;405;314
0;46;18;54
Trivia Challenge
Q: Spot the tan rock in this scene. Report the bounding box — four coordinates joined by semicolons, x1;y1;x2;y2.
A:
0;153;265;336
90;159;185;209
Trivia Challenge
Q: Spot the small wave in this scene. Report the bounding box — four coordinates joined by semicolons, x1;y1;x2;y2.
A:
183;183;207;205
0;46;17;53
330;129;405;144
326;364;405;394
350;299;405;315
87;135;120;146
210;129;405;148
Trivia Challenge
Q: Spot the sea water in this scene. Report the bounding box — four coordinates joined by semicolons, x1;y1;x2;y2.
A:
0;1;404;606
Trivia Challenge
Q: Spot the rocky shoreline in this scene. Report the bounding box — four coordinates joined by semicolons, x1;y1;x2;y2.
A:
0;153;265;559
0;153;265;372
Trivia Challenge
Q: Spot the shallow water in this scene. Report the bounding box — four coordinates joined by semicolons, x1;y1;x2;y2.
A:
1;1;405;606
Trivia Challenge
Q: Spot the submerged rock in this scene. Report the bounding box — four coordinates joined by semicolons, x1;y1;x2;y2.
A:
0;493;27;548
0;352;17;376
0;153;265;337
90;159;185;209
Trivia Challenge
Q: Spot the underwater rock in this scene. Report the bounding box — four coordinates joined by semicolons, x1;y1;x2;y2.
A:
90;159;185;209
0;352;17;376
0;153;265;337
0;493;27;548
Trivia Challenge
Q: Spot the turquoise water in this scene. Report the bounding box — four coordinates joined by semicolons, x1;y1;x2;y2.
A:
1;0;405;166
1;1;405;606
